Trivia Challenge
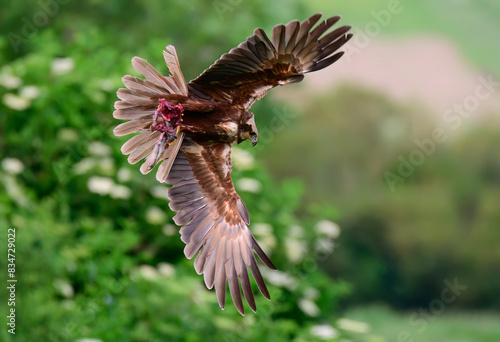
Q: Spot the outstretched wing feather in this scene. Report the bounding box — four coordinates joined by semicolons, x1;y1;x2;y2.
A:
188;13;352;108
166;139;276;315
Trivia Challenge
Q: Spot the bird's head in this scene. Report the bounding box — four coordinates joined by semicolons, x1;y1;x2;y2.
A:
238;113;258;146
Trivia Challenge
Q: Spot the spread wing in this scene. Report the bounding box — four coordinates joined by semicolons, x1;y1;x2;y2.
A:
166;138;276;315
113;46;188;182
188;13;352;109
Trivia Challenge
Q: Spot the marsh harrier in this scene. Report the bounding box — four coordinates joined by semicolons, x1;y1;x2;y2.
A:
113;13;352;315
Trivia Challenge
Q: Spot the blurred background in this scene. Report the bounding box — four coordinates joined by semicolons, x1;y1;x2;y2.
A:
1;0;499;341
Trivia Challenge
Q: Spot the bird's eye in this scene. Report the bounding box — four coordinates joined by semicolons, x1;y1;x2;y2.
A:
250;132;256;137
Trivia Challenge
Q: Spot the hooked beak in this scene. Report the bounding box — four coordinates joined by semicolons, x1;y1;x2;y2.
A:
250;134;258;147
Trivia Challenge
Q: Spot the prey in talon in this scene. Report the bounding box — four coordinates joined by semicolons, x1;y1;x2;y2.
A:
150;99;184;166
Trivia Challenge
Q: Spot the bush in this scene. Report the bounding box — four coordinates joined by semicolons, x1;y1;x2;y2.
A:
0;3;353;340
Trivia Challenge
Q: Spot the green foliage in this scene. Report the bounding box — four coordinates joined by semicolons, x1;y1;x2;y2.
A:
0;1;354;341
264;86;500;310
343;305;500;342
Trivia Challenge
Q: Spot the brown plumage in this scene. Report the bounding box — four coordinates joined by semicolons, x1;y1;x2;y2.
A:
113;13;352;315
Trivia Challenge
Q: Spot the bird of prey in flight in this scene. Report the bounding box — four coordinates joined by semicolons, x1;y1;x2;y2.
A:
113;13;352;315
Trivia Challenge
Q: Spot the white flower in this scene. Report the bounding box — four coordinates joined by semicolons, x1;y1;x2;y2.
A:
117;168;132;182
289;225;304;238
57;128;79;142
98;79;115;91
0;75;22;89
137;265;159;280
88;141;111;156
3;93;30;110
51;57;74;75
110;184;131;199
261;269;297;290
242;315;256;327
87;176;114;195
315;238;335;254
53;279;74;298
285;238;307;264
74;158;97;174
298;298;320;317
99;157;115;175
20;85;40;99
303;287;320;300
162;223;177;236
150;185;168;199
337;318;370;334
236;177;261;193
2;158;24;174
157;262;175;277
231;147;254;170
316;220;340;239
2;175;29;207
146;206;166;225
258;235;277;254
252;223;273;236
311;324;339;340
0;67;22;89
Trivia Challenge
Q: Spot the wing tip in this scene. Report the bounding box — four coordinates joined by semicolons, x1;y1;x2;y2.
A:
131;56;144;65
165;45;179;58
140;160;154;175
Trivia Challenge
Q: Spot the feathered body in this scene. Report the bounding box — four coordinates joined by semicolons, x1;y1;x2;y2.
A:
113;13;352;315
181;103;248;142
